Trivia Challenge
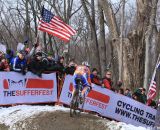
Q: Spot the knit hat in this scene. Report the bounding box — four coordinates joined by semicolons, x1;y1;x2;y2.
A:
35;51;42;57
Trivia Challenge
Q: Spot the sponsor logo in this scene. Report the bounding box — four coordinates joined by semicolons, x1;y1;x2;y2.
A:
3;78;54;89
3;79;26;89
87;90;110;104
26;79;54;89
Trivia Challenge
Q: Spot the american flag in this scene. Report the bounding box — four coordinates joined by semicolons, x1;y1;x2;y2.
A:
147;60;160;105
38;7;76;42
147;78;157;105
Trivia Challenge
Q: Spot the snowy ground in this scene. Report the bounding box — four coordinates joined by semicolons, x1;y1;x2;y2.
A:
0;105;153;130
0;105;69;127
104;121;151;130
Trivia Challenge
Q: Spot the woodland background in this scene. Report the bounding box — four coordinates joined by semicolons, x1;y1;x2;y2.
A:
0;0;160;97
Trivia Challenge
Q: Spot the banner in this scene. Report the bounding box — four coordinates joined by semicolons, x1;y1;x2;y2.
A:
155;106;160;127
0;72;57;105
59;75;157;128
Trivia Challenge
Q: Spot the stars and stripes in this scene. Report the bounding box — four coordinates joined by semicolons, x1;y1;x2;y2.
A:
147;79;157;101
147;59;160;105
38;6;76;42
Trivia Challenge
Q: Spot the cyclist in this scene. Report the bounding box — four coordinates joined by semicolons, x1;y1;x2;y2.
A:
71;61;92;103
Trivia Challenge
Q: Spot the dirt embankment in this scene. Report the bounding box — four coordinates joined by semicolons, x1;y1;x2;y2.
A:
0;111;110;130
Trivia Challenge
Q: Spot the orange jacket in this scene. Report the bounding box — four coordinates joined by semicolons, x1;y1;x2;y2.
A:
103;78;112;90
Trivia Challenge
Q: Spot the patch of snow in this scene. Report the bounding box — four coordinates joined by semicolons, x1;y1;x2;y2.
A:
103;120;151;130
0;105;69;127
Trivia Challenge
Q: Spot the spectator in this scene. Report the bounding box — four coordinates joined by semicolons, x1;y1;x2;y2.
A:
56;56;65;73
124;88;132;98
132;93;139;101
102;71;113;90
140;88;147;104
6;49;14;64
148;100;157;109
118;88;124;95
28;52;45;77
65;60;76;75
111;87;116;92
0;57;10;71
10;50;27;75
45;54;57;71
24;43;39;63
116;81;123;88
90;68;101;86
133;88;146;104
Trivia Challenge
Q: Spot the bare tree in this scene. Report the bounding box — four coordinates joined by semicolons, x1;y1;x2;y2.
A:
98;1;107;77
143;0;159;89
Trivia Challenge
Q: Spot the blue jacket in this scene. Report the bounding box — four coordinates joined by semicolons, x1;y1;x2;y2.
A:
5;50;14;64
11;56;27;72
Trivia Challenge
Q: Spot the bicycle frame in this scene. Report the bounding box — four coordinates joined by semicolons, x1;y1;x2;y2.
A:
70;78;85;117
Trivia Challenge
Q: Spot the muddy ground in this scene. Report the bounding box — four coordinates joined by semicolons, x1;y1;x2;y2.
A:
0;111;110;130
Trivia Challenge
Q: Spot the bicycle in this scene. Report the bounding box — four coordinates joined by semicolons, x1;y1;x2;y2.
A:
70;78;90;117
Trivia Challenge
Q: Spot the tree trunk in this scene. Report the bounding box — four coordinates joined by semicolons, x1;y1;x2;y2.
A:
98;1;106;77
81;0;101;72
24;0;30;38
143;0;158;89
100;0;159;90
31;0;38;36
99;0;119;39
119;0;125;81
48;35;54;54
43;32;47;52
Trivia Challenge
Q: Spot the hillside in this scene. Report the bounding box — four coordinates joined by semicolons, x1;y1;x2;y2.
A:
0;105;149;130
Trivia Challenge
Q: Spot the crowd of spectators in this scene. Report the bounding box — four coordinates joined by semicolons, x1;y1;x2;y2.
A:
0;42;76;78
0;42;159;109
89;69;158;109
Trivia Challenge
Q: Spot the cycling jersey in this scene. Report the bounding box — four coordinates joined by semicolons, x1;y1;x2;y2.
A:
73;65;91;89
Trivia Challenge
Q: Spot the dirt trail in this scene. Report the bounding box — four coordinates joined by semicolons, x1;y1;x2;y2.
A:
0;111;110;130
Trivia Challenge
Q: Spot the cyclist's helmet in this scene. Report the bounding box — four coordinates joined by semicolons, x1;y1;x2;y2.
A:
82;61;90;67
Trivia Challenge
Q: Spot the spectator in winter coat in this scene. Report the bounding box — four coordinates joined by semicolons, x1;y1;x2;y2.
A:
116;80;123;88
141;88;147;104
148;100;157;109
102;71;113;90
65;60;76;75
133;88;146;104
56;56;65;73
132;93;139;101
45;54;57;71
24;41;39;63
90;68;101;86
28;52;46;77
6;49;14;64
0;58;10;71
10;50;27;75
118;88;124;95
124;88;132;98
